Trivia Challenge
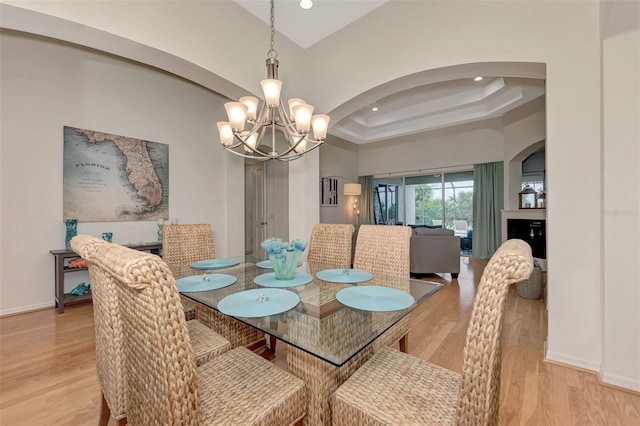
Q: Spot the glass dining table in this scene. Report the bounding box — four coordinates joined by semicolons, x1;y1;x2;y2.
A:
171;256;442;426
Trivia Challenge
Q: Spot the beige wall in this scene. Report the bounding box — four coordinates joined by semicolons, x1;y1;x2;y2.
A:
1;0;638;391
358;119;504;177
602;0;640;390
503;98;546;210
319;139;359;226
0;30;242;314
0;1;300;102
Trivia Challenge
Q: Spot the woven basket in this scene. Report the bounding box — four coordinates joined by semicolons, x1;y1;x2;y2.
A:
516;260;543;299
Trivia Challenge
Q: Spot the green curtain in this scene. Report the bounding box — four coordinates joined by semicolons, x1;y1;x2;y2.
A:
472;161;504;259
358;175;375;225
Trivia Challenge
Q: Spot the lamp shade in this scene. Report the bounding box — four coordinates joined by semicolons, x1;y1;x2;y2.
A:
217;121;233;147
239;96;259;121
293;139;307;154
225;102;248;131
344;183;361;196
288;98;306;120
260;79;283;106
292;104;314;132
311;114;330;140
244;134;258;153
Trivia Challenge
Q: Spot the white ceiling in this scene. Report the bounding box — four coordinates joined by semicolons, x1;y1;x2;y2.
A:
234;0;388;49
234;0;545;145
333;77;546;145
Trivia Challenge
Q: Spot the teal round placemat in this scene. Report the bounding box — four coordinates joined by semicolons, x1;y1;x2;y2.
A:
190;258;240;270
217;288;300;318
336;286;415;312
316;268;373;284
253;272;313;288
256;260;303;269
176;274;237;292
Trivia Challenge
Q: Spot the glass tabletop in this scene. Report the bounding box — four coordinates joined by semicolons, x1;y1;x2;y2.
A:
172;255;442;367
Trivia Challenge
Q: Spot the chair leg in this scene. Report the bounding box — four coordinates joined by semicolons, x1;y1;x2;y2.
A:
99;391;127;426
269;335;277;352
399;335;408;353
99;392;110;426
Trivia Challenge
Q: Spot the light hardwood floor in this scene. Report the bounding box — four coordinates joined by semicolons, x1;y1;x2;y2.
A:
1;257;639;425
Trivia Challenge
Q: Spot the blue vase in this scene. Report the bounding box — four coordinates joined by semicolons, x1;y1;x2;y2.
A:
65;219;78;250
261;238;308;280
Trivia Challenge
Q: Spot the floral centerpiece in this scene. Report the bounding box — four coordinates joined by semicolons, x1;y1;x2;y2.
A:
261;238;308;280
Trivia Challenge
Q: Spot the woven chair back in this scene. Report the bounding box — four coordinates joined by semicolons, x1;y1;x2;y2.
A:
456;239;533;425
84;237;201;425
71;235;128;420
353;225;411;278
162;223;216;266
307;223;355;268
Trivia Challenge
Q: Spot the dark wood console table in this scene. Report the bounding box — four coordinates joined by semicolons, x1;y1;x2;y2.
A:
50;242;162;314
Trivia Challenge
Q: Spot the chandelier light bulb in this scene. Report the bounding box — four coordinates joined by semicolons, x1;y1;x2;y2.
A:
261;79;283;107
294;139;307;154
224;102;248;131
292;104;314;132
288;98;306;120
239;96;259;121
311;114;330;140
244;134;258;153
217;122;233;147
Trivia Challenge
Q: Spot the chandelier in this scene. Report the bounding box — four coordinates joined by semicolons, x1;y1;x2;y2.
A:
216;0;330;161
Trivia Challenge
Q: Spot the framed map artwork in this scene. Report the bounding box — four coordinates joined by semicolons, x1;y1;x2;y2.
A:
63;126;169;222
321;177;338;206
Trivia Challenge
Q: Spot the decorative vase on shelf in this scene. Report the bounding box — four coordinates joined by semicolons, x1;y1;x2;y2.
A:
157;218;164;242
65;219;78;250
261;238;308;280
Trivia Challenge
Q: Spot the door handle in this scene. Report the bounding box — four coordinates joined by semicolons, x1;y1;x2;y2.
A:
260;222;267;225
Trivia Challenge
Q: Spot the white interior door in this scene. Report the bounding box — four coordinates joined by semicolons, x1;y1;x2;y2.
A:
253;163;267;257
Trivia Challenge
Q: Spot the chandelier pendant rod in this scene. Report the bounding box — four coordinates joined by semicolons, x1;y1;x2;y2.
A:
270;108;277;157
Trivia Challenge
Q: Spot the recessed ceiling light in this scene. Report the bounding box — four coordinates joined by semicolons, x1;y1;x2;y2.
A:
474;76;483;82
372;106;379;112
299;0;313;10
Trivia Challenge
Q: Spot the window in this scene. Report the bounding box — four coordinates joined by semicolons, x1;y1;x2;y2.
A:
405;174;442;226
522;173;544;192
373;178;403;225
443;171;474;229
522;148;545;193
374;171;474;229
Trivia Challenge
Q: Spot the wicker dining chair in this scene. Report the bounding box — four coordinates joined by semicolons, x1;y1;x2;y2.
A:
162;224;263;347
307;223;355;268
332;239;534;426
353;224;412;352
162;223;216;320
87;238;306;425
162;223;216;266
71;235;232;426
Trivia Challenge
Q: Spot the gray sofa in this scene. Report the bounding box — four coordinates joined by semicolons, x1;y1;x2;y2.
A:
410;227;461;278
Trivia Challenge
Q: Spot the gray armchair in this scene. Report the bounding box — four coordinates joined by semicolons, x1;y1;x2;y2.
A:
410;227;461;278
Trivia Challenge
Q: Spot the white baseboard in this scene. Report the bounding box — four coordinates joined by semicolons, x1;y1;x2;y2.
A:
0;301;54;317
545;350;601;372
601;372;640;392
546;343;640;393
